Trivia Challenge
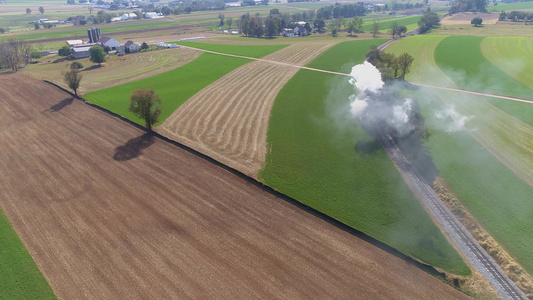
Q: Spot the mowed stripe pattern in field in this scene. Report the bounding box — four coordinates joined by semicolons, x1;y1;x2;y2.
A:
158;42;335;177
0;74;469;299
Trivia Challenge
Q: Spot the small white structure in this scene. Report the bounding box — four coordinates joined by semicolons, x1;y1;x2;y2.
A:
281;28;294;37
144;12;164;19
66;39;84;46
158;42;167;47
168;44;179;48
124;40;140;53
111;17;121;22
98;36;120;50
231;30;239;34
121;13;137;20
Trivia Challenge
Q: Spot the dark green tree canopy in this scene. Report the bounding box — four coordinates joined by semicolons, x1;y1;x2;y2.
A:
89;46;106;66
128;89;162;130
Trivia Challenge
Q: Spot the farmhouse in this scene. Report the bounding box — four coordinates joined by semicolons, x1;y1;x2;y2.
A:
281;28;295;37
124;41;139;53
143;12;164;19
98;36;120;50
121;13;137;20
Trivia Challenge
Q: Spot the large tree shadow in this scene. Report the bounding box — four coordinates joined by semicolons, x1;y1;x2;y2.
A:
113;133;154;161
355;138;382;155
46;97;74;112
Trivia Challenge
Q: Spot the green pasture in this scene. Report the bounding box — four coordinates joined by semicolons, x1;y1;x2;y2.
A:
172;41;288;57
259;39;470;275
307;38;388;73
488;1;533;11
0;208;56;299
435;35;533;125
84;53;249;126
361;15;422;33
415;90;533;276
386;35;454;85
481;36;533;91
0;0;65;5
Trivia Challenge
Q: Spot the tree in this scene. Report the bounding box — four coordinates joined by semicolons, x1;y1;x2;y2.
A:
331;28;338;37
218;13;225;27
390;21;399;38
58;45;71;56
313;19;325;33
89;46;106;66
396;25;407;37
88;6;93;15
128;89;162;131
34;23;40;30
226;17;233;29
141;42;149;50
64;69;82;96
31;51;41;59
471;17;483;26
26;8;31;14
418;11;440;33
70;61;83;69
265;17;278;38
398;52;414;79
39;6;44;14
371;20;380;37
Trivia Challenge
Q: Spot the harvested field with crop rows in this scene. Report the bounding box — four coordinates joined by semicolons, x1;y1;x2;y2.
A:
159;41;336;177
0;73;469;299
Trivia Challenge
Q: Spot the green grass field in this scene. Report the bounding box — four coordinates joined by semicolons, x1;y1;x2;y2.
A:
415;91;533;276
259;39;470;275
171;41;288;57
481;36;533;91
307;38;388;73
488;1;533;11
84;53;249;126
0;209;56;300
435;35;533;125
361;15;422;33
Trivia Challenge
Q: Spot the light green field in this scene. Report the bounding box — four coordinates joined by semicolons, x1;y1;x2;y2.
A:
481;36;533;91
84;53;249;126
259;39;470;275
488;1;533;11
172;41;288;57
0;209;56;299
361;15;422;33
435;35;533;125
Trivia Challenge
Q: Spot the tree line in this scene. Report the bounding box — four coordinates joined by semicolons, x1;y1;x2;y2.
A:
366;46;414;80
499;11;533;24
316;3;366;20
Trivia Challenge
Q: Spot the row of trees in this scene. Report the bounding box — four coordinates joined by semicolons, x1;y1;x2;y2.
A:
367;46;415;80
418;10;440;33
499;11;533;24
449;0;487;14
316;3;366;20
25;7;45;14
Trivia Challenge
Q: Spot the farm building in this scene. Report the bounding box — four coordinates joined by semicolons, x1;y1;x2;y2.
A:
143;12;164;19
294;22;310;36
281;28;294;37
124;41;140;53
98;36;120;50
66;39;84;46
121;13;137;20
88;27;101;43
71;46;92;59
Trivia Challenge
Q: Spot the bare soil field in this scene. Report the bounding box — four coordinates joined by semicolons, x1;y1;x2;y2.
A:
0;73;470;299
158;41;336;177
441;12;500;25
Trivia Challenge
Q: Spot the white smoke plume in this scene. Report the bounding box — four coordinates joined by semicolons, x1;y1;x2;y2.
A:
434;105;472;133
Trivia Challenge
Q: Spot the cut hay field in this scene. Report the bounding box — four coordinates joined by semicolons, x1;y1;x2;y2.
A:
84;52;250;126
0;73;471;299
259;39;470;275
22;47;202;94
0;209;56;300
481;36;533;91
386;35;533;277
434;35;533;126
158;41;336;177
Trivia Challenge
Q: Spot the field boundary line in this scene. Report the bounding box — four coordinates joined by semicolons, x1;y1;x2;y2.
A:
40;78;463;288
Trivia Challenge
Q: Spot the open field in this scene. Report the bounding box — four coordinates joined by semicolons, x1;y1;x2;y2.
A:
172;41;288;58
259;39;470;275
488;1;533;11
21;48;202;94
481;36;533;91
434;35;533;125
158;41;335;177
84;52;250;126
0;208;56;300
435;21;533;37
361;15;422;33
440;12;499;25
386;34;533;277
0;72;471;299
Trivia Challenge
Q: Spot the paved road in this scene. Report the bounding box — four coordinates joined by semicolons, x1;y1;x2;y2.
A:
377;129;527;300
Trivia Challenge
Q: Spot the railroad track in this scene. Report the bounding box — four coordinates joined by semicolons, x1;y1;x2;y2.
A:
377;129;526;300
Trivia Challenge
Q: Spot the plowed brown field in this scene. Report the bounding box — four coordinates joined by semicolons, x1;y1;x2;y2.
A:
158;42;335;177
0;73;469;299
